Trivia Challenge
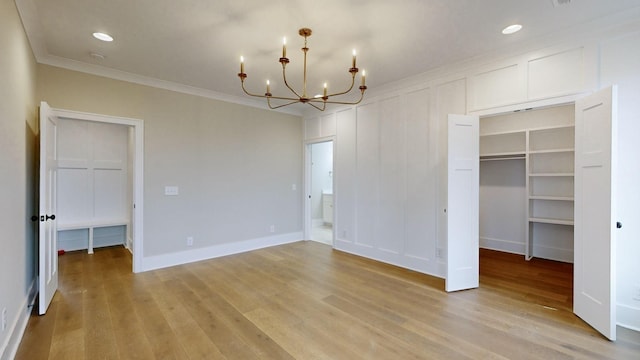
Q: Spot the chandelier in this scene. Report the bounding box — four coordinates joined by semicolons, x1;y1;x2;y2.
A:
237;28;367;111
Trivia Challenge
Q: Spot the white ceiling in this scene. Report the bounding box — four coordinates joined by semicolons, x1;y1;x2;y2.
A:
15;0;640;112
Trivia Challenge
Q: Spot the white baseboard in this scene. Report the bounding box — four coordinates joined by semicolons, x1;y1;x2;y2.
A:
480;236;525;255
480;236;573;263
617;303;640;332
532;245;573;263
1;278;37;360
126;236;133;253
333;238;444;279
140;232;303;272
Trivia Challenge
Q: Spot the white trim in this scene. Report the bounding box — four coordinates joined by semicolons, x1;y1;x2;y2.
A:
334;241;442;279
50;107;145;273
0;279;37;360
38;54;303;116
480;236;525;255
140;232;303;272
617;304;640;331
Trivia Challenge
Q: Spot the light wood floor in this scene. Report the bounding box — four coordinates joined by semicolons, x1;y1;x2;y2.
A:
16;242;640;359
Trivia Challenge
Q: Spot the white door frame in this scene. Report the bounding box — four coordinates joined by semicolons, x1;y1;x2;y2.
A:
304;137;336;243
52;107;144;273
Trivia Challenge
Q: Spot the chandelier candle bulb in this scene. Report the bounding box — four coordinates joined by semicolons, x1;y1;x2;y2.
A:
361;70;366;86
266;80;270;93
323;83;328;97
282;37;287;58
240;56;244;73
352;49;356;68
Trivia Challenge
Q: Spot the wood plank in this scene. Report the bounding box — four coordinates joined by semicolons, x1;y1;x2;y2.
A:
14;243;640;360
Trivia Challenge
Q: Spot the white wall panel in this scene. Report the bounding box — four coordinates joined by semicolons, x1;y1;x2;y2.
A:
436;79;467;262
528;47;585;100
320;112;336;137
378;96;404;254
335;108;356;243
57;168;90;223
57;119;128;228
355;102;379;248
469;63;523;111
93;122;127;161
305;116;321;139
94;169;125;220
405;87;436;261
57;119;88;159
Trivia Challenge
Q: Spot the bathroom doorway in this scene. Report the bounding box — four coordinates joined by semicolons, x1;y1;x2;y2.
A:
306;140;334;245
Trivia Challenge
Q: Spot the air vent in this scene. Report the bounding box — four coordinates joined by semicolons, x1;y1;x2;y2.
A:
551;0;571;7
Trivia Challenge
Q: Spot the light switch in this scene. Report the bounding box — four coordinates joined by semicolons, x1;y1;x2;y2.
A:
164;186;179;195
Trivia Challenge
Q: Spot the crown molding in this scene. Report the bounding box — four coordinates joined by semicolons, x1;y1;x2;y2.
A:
38;54;303;116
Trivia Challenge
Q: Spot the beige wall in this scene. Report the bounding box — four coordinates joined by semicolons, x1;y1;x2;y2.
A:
37;65;304;258
0;0;38;357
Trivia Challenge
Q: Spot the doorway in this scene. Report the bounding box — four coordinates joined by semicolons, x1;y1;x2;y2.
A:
306;140;334;245
48;106;144;273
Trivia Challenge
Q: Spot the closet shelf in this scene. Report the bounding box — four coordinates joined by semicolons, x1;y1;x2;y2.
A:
529;172;574;177
529;195;574;201
529;217;574;226
480;153;526;161
529;148;574;154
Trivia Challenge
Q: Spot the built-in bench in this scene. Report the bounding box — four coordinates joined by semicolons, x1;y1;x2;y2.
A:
57;219;129;254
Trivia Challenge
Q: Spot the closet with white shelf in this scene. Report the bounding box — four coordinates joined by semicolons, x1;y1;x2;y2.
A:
479;105;575;262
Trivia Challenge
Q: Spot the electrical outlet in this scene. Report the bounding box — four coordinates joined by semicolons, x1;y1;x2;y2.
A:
2;307;7;331
436;248;443;258
186;236;194;247
269;225;275;233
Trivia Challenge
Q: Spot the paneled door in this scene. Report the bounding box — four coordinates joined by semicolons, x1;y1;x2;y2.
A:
574;86;618;341
446;114;479;292
39;101;59;315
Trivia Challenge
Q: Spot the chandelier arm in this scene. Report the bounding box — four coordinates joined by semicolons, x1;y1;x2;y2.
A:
308;89;366;106
242;81;301;101
240;81;269;98
281;64;303;99
324;74;357;98
267;98;303;109
307;101;327;111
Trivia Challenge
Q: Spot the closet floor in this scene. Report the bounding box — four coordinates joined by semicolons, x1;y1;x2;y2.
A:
479;248;573;312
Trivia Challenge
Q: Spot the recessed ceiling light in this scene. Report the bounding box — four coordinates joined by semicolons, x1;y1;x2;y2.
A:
92;32;114;42
502;24;522;35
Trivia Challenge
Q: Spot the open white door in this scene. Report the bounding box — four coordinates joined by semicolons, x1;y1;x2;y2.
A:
446;114;479;292
574;86;617;340
39;101;59;315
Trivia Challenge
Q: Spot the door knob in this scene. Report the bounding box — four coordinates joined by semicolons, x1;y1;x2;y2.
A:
45;214;56;221
616;221;622;229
